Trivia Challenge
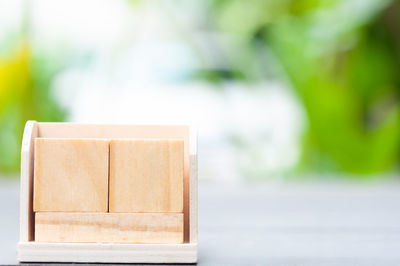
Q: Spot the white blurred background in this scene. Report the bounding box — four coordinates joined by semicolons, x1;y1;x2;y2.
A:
0;0;306;182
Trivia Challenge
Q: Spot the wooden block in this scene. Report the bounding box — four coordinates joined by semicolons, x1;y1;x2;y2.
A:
33;138;109;212
109;139;183;213
35;212;184;244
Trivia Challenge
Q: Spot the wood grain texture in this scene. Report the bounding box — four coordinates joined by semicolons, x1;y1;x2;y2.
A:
19;122;197;263
109;139;184;213
17;242;197;263
35;123;191;240
35;212;184;244
33;138;109;212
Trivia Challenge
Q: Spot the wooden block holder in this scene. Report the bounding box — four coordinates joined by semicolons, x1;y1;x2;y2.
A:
17;121;198;264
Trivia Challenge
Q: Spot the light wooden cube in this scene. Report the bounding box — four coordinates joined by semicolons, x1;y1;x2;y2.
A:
35;212;184;244
109;139;184;213
33;138;109;212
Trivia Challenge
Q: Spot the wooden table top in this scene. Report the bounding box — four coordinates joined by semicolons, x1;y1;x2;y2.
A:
1;178;400;265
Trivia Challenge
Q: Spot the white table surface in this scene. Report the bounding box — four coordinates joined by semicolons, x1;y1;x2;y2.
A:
1;178;400;265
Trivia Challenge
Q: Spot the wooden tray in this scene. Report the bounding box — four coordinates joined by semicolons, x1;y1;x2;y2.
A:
17;121;198;263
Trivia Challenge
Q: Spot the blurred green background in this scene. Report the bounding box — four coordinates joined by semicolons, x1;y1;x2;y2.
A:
1;0;400;178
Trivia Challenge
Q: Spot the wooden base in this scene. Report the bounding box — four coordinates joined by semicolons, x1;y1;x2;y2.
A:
17;242;197;263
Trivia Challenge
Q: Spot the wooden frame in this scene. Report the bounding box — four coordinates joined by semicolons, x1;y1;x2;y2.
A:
17;121;198;263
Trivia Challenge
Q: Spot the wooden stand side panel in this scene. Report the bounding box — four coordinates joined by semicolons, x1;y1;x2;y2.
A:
189;129;198;243
20;120;38;242
189;155;198;243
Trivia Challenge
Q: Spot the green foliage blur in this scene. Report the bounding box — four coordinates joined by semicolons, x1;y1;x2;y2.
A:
0;40;66;173
1;0;400;176
209;0;400;174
